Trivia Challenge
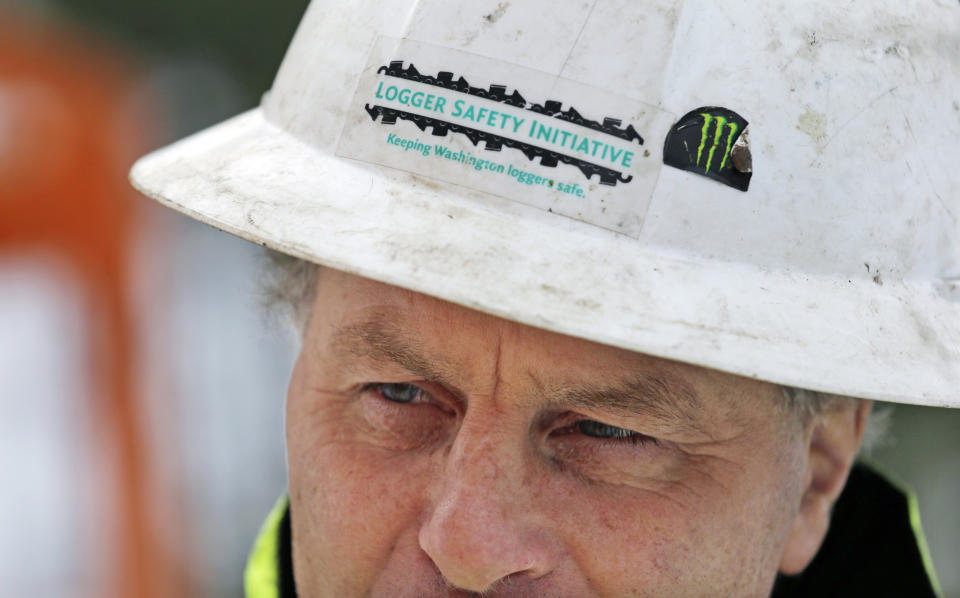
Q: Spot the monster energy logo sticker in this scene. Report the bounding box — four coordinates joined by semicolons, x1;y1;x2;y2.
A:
663;106;752;192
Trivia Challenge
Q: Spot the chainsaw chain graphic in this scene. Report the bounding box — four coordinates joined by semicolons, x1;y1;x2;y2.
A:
364;104;632;186
375;61;644;145
366;62;640;185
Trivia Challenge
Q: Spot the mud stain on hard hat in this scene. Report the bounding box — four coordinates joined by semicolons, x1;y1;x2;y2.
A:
936;278;960;303
483;2;511;24
883;42;910;59
864;262;883;286
796;105;828;153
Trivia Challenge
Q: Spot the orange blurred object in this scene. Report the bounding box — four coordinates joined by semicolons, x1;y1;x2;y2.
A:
0;10;184;598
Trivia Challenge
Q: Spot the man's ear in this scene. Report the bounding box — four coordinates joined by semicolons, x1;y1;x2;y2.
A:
779;400;873;575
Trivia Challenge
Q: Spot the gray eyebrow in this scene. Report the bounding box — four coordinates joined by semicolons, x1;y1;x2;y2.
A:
542;375;708;436
333;313;707;434
332;312;457;386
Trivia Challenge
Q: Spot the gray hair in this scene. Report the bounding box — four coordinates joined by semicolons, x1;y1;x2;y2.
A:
261;249;888;452
780;387;890;455
260;250;321;339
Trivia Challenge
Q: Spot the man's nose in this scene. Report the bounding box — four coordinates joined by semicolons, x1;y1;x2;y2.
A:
418;425;560;593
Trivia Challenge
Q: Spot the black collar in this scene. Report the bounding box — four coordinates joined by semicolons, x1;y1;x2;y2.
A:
772;463;939;597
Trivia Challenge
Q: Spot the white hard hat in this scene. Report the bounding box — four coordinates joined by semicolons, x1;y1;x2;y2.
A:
130;0;960;407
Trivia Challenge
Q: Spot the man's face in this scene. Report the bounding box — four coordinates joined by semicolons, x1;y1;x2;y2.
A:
286;269;812;597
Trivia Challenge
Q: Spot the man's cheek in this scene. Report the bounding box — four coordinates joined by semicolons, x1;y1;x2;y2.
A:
292;413;434;519
290;442;435;593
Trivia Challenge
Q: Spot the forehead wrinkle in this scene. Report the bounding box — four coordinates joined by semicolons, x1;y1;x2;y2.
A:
330;311;457;386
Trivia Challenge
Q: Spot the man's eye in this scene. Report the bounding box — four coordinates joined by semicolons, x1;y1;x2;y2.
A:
576;420;657;445
375;383;424;404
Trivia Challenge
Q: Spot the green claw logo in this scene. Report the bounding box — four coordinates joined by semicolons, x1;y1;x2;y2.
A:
697;113;739;173
662;106;751;192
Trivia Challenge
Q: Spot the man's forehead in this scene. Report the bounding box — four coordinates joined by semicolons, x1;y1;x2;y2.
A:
328;299;661;384
318;269;649;367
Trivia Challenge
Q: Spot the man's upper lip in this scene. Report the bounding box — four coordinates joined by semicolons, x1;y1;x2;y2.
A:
410;580;576;598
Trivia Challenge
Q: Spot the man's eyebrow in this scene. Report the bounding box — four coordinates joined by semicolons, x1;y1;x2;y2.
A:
546;374;708;435
331;313;455;384
333;314;707;434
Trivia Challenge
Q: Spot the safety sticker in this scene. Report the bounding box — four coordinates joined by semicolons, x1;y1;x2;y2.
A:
337;36;676;237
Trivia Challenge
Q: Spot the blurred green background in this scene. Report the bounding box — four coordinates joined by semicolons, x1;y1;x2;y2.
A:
44;0;308;122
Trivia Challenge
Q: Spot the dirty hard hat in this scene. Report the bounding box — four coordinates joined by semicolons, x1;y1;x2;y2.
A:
130;0;960;407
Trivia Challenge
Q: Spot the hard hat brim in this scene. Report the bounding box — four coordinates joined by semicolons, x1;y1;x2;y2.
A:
131;108;960;407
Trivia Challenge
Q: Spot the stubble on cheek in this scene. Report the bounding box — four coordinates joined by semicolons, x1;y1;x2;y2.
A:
285;368;374;595
713;423;809;596
287;387;440;598
286;390;350;596
651;414;810;597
